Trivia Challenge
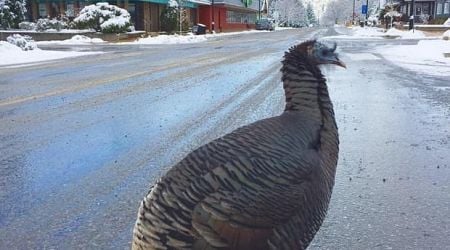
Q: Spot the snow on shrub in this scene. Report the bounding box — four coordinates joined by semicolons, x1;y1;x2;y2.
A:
35;18;67;31
73;2;131;33
0;0;26;29
18;21;36;30
6;34;37;50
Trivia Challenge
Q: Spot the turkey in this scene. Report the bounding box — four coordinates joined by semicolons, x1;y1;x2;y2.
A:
132;40;345;250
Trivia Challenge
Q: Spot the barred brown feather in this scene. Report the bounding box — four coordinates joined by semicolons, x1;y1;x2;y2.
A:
132;40;340;250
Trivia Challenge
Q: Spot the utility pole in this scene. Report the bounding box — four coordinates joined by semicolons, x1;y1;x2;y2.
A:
366;0;369;19
211;0;215;33
179;0;182;34
352;0;356;25
409;0;415;30
258;0;261;19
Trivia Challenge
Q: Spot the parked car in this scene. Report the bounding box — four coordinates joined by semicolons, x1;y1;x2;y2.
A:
255;19;274;31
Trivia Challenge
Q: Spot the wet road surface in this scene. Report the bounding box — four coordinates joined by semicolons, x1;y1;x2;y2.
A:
1;28;449;249
0;29;317;248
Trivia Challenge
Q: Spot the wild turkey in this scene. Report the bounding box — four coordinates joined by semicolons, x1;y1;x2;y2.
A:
132;40;345;250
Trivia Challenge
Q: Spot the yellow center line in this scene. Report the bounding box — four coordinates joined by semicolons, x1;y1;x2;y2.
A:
0;55;213;108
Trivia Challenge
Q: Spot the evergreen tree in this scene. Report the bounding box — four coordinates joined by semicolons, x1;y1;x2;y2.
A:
0;0;26;29
306;2;316;26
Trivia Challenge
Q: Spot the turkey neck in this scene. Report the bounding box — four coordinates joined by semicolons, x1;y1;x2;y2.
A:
281;54;334;125
281;53;339;178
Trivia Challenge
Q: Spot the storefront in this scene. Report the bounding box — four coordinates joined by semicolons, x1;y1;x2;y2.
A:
198;0;259;32
26;0;256;32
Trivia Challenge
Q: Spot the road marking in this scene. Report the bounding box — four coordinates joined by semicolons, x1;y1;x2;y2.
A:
0;56;212;108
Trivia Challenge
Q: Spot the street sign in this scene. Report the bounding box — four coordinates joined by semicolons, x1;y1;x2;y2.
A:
362;5;367;14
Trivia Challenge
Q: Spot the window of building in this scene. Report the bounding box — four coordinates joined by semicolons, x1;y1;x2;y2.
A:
38;3;47;18
66;4;75;17
444;1;450;14
437;3;443;14
226;10;256;24
128;3;136;17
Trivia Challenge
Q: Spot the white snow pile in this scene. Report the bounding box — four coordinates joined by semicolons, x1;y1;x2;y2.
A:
377;40;450;77
326;26;429;39
6;34;37;50
353;27;385;37
384;28;426;38
127;29;273;45
36;35;105;45
130;33;207;44
73;2;131;33
444;18;450;26
443;30;450;40
0;40;102;67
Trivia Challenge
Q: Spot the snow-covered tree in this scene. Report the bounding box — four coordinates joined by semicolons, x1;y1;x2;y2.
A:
73;2;131;33
269;0;307;27
160;0;178;33
321;0;379;25
0;0;26;29
321;0;352;25
305;2;316;26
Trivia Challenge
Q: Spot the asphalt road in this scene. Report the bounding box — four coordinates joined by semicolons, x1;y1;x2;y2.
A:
1;28;449;249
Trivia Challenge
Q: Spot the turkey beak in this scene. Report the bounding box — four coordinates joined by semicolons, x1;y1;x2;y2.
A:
331;55;346;68
334;59;346;68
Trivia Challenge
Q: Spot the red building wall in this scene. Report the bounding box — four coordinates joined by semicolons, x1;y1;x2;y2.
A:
198;5;255;32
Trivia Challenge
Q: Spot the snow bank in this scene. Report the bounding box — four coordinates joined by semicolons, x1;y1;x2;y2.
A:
6;34;37;50
327;26;429;39
443;30;450;40
353;26;385;37
444;18;450;26
384;28;426;38
127;29;274;44
130;33;207;44
36;35;105;45
0;41;102;67
377;40;450;76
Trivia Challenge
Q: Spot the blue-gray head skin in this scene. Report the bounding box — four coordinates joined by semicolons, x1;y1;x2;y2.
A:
289;40;346;68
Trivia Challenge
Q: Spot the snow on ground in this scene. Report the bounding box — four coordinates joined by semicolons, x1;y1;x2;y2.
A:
384;28;425;38
376;40;450;77
0;41;102;67
443;30;450;40
123;29;272;45
36;35;105;45
331;26;429;39
128;33;207;44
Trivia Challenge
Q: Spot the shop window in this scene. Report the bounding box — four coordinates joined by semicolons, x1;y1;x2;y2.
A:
39;3;47;18
226;10;256;24
66;4;75;17
437;3;443;14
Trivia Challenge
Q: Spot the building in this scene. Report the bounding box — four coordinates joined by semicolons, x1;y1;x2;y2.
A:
25;0;260;33
198;0;260;32
400;0;450;22
435;0;450;19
